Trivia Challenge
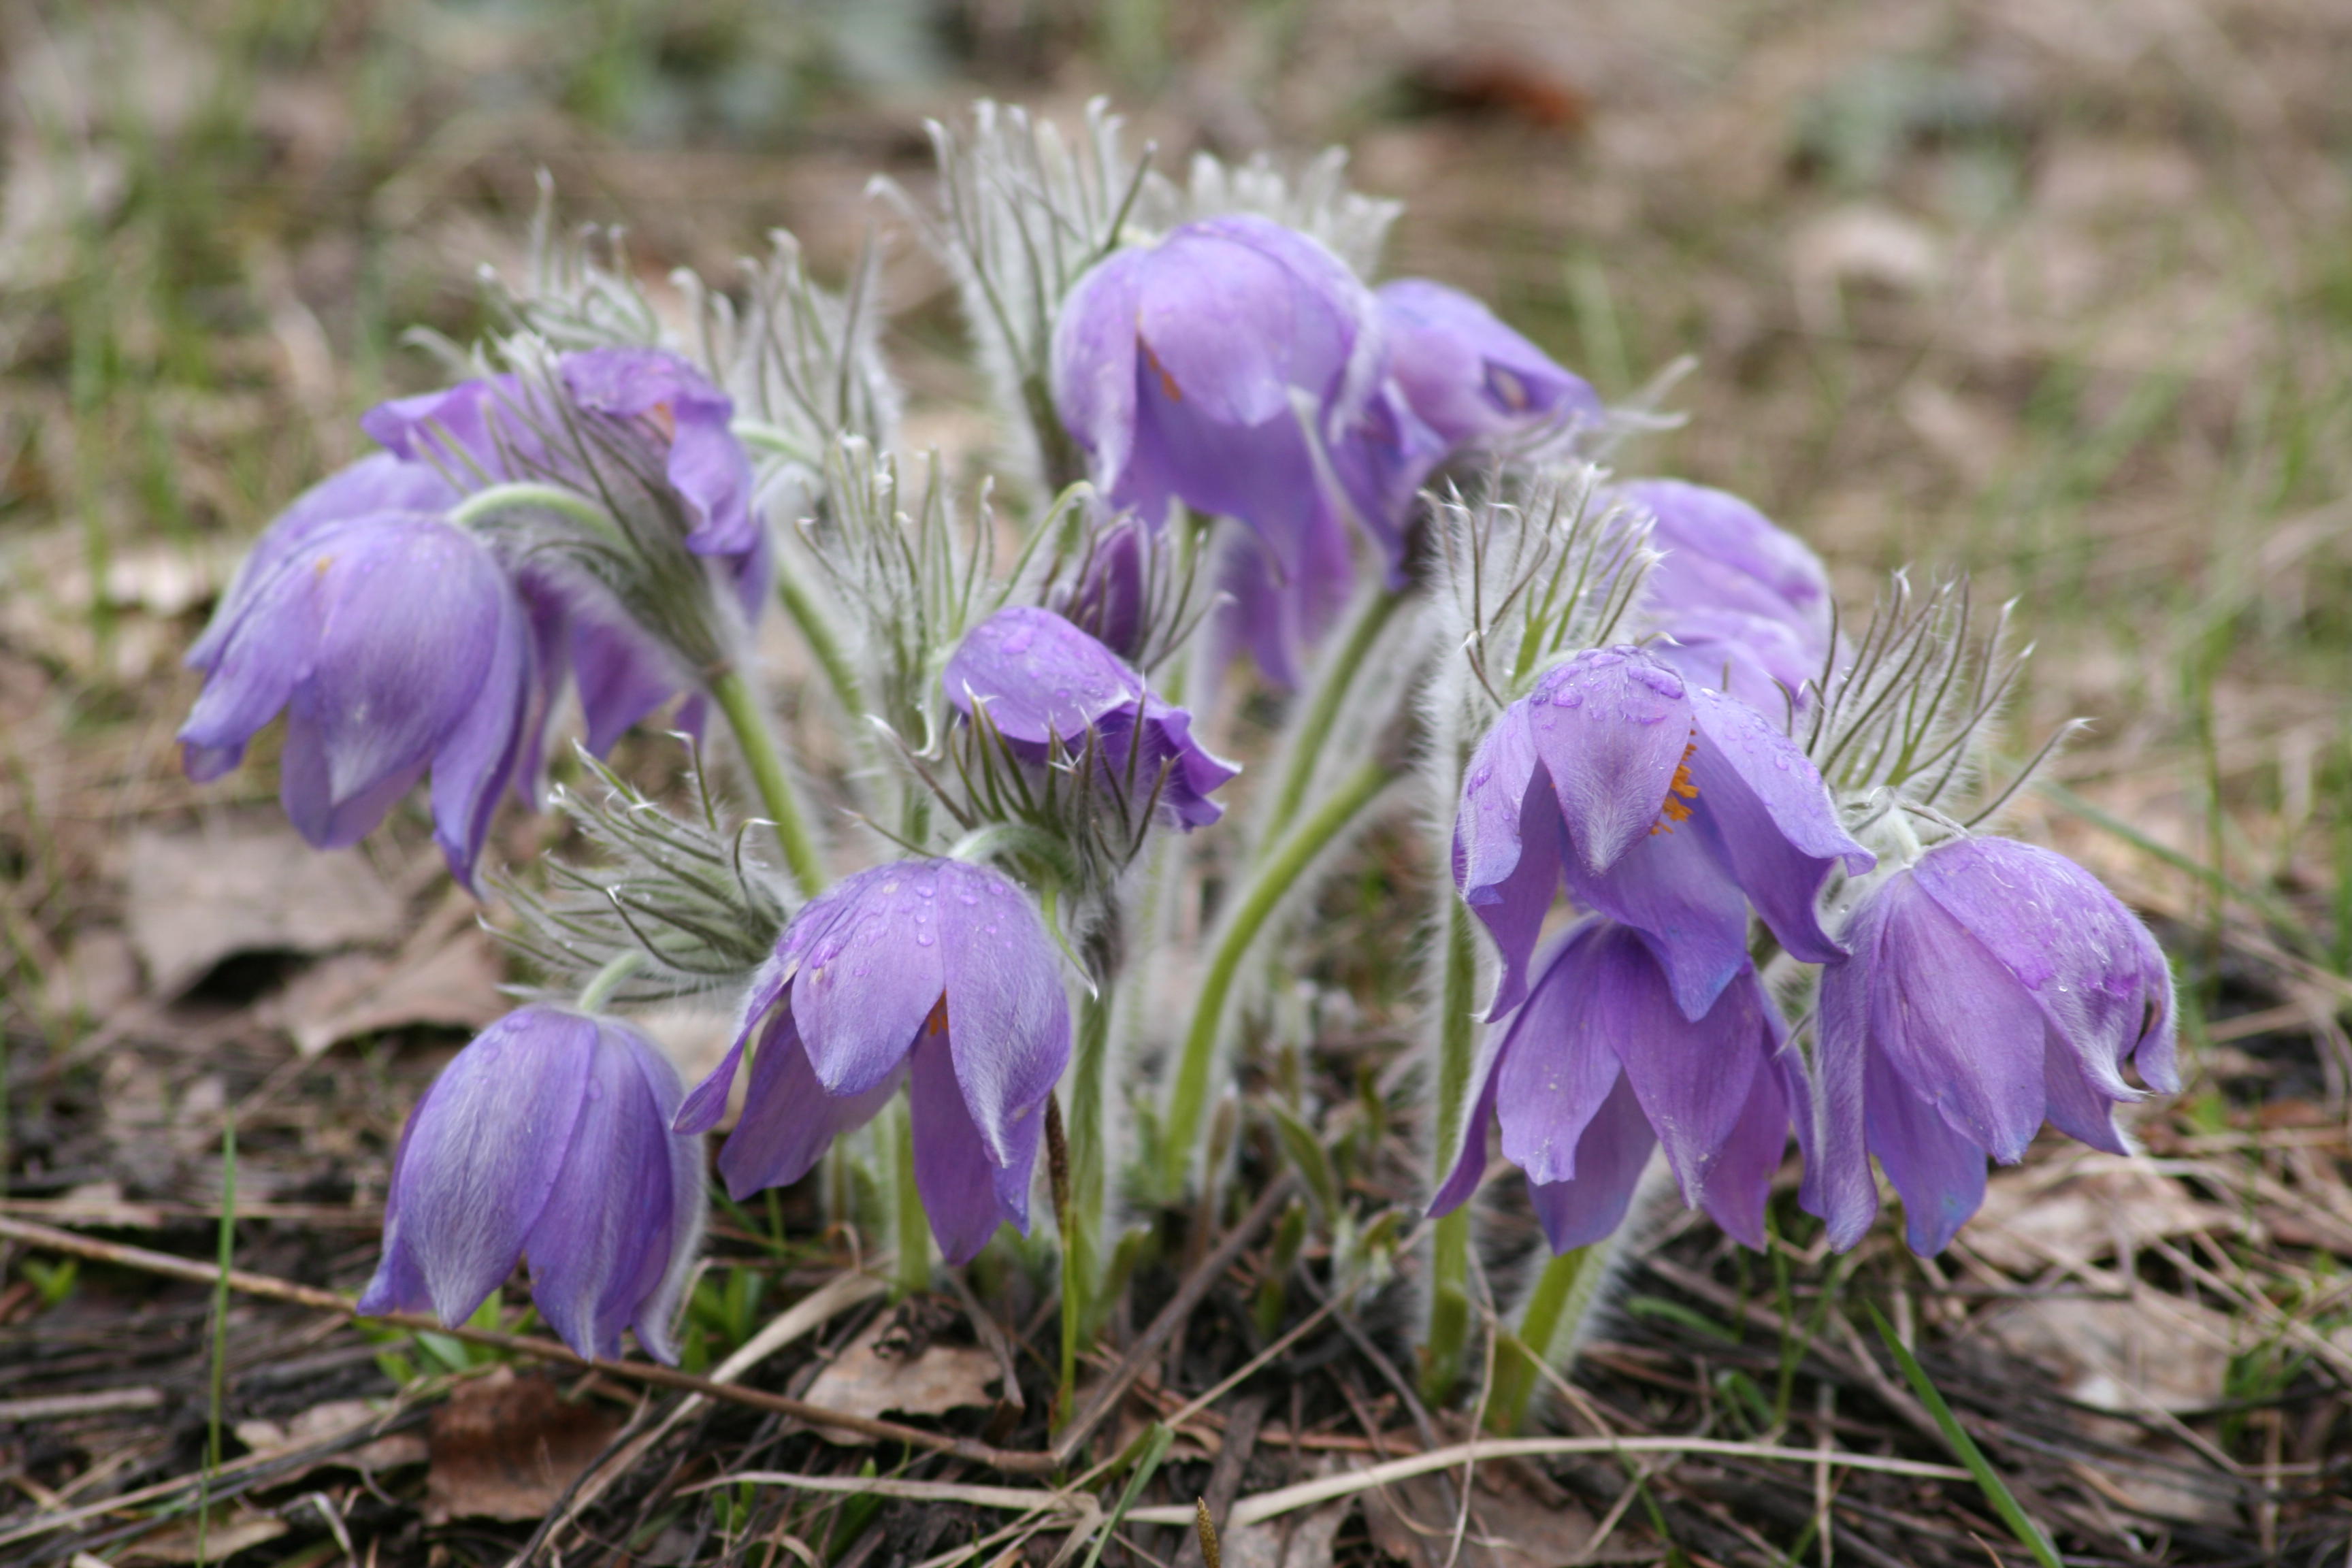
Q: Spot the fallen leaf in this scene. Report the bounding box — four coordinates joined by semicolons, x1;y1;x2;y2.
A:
261;930;507;1057
424;1368;625;1524
1364;1472;1621;1568
1225;1494;1354;1568
1787;204;1944;332
123;819;406;996
802;1312;1001;1441
235;1397;427;1482
40;926;139;1024
1967;1156;2245;1274
1977;1294;2232;1414
118;1505;287;1565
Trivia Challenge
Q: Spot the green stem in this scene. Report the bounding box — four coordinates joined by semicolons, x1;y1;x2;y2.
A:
1419;895;1481;1405
1488;1242;1610;1432
892;1100;930;1297
576;950;646;1013
447;480;627;546
773;563;868;730
1259;587;1407;846
1160;758;1392;1198
1058;985;1113;1422
707;668;826;896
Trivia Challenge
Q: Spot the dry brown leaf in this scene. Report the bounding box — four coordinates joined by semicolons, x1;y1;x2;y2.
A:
1225;1494;1354;1568
1977;1293;2234;1414
261;930;507;1057
1968;1155;2245;1274
117;1505;288;1565
1364;1473;1623;1568
802;1314;1002;1441
234;1397;427;1482
123;819;406;995
423;1367;625;1524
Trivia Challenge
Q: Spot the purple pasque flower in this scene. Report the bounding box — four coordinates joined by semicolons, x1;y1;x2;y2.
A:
1804;837;2178;1256
178;513;534;890
1430;919;1793;1252
358;1006;705;1363
675;860;1071;1265
1054;514;1153;663
1053;216;1441;686
1377;278;1602;448
1454;644;1874;1019
1620;480;1835;713
947;605;1237;832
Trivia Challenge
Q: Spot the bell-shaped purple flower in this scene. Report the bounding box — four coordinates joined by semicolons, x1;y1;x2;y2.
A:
946;606;1237;831
676;860;1071;1265
1054;216;1441;687
1805;837;2178;1256
1455;645;1873;1019
1431;919;1793;1252
1056;516;1153;663
1377;278;1602;448
178;514;534;889
1620;480;1835;713
358;1006;705;1362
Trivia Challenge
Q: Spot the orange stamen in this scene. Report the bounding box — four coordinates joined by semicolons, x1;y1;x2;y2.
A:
1651;739;1699;834
924;996;950;1036
1141;340;1183;403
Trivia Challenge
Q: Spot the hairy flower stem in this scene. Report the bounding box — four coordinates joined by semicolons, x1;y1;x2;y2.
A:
1258;587;1407;846
1058;985;1113;1422
1488;1242;1610;1432
772;566;868;729
1160;758;1392;1198
892;1100;930;1297
576;950;647;1013
707;668;827;895
1419;896;1480;1405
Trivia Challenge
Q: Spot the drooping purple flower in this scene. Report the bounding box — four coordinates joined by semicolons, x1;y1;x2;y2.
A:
1619;480;1836;712
945;605;1238;832
1056;515;1152;663
358;1006;705;1362
1803;837;2178;1256
1454;644;1873;1019
1052;216;1441;686
188;453;462;673
1430;919;1792;1252
1377;278;1603;448
178;513;534;889
675;860;1071;1265
359;347;768;757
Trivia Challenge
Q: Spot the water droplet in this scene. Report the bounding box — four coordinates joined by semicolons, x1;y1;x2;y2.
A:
917;931;935;946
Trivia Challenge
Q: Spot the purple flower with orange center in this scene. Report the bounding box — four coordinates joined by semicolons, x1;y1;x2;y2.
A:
1454;644;1873;1018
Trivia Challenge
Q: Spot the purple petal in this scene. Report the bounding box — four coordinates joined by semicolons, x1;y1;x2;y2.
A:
524;1019;687;1360
1135;217;1367;429
1566;811;1753;1021
1426;1019;1512;1218
1686;687;1874;962
1052;247;1149;491
1602;935;1770;1203
428;574;534;890
1132;700;1240;830
716;1009;900;1199
178;524;340;781
190;454;460;672
374;1007;595;1329
1871;875;2050;1163
785;863;947;1096
1695;1032;1793;1250
1810;908;1885;1251
1212;510;1357;690
572;613;694;757
937;862;1069;1171
1377;278;1602;448
1910;838;2176;1101
361;376;526;476
1524;1074;1658;1254
1523;647;1694;875
1326;382;1448;576
676;959;794;1135
1454;705;1553;1010
560;348;754;557
1059;517;1152;661
1865;1049;1988;1257
1652;608;1823;716
1619;479;1833;642
908;1022;1019;1264
945;606;1146;745
2042;1034;2130;1156
1493;922;1630;1186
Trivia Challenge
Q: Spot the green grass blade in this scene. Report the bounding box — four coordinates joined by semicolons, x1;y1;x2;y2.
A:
1866;1305;2061;1568
1079;1422;1175;1568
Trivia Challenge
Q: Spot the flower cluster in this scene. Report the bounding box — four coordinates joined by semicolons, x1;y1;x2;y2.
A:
180;346;764;889
168;103;2180;1393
